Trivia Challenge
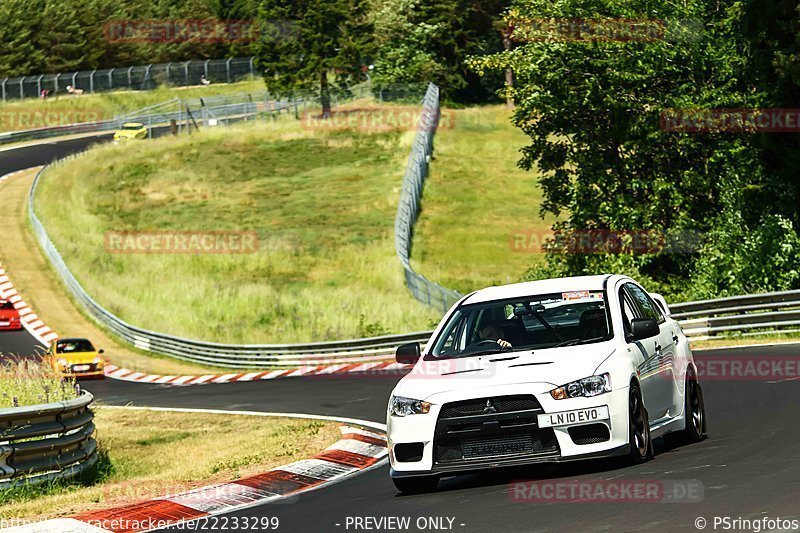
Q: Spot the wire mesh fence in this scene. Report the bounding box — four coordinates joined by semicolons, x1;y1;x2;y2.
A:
394;83;464;314
0;57;255;101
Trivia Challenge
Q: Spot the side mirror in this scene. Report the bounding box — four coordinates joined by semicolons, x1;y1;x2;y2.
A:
629;318;659;341
396;343;421;365
98;349;105;355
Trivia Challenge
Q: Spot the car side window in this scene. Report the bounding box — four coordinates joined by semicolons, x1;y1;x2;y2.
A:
618;287;638;334
624;283;660;322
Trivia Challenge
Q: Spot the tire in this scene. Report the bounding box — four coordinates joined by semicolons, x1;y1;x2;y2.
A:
627;383;653;464
665;378;706;446
392;475;439;494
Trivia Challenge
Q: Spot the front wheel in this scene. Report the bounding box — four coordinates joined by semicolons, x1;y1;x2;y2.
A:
392;475;439;494
627;383;653;464
665;378;706;446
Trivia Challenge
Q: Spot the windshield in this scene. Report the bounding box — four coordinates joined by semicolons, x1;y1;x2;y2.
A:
430;290;613;358
56;339;96;353
0;301;14;310
123;124;142;130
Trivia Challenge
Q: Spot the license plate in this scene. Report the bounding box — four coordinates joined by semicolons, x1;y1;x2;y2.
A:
538;406;610;428
72;365;90;372
0;321;9;327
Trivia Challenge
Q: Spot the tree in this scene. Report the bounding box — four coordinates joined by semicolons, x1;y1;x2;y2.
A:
254;0;373;116
371;0;510;103
472;0;768;297
0;0;46;77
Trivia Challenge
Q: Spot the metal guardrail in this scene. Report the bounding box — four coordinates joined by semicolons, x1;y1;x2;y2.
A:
394;83;463;314
0;392;96;487
671;291;800;338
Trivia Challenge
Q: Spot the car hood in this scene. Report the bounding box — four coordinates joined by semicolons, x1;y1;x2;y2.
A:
57;351;101;364
392;343;614;402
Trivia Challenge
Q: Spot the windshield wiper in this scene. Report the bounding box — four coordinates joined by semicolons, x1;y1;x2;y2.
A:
553;336;607;348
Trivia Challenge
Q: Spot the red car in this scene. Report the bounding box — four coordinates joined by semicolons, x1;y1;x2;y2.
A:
0;300;22;331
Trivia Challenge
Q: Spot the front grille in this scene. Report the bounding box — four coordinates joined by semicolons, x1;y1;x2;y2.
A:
439;395;541;418
434;394;559;465
435;430;558;463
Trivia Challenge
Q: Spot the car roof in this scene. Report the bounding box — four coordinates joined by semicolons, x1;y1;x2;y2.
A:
462;274;619;305
123;122;144;127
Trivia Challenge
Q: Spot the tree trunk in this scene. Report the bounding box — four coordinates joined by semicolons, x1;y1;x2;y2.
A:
320;70;331;118
502;33;514;108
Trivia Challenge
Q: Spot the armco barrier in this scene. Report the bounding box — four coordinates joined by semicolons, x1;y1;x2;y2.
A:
0;392;96;487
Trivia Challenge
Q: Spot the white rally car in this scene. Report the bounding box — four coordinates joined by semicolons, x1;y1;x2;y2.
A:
387;275;706;493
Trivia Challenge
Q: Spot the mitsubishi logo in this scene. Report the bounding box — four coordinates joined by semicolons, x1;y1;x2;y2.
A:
483;399;497;414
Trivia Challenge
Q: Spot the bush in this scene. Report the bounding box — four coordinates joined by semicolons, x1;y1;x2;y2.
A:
690;214;800;298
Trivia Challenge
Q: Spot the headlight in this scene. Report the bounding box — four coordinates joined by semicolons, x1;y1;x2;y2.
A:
57;358;68;367
551;373;611;400
92;356;103;365
389;395;431;417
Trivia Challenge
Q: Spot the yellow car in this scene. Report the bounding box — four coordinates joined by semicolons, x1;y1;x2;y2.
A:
47;338;106;379
113;122;148;141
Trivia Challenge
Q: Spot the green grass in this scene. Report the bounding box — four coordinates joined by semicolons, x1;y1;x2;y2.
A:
0;79;266;128
36;105;441;343
0;360;77;408
411;106;553;293
0;408;340;520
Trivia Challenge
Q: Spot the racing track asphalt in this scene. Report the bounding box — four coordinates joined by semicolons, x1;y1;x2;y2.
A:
1;136;799;532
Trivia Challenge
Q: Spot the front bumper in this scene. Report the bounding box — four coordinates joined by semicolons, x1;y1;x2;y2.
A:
388;384;630;476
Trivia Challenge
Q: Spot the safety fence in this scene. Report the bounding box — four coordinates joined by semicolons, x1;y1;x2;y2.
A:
0;392;96;487
393;83;463;314
0;57;256;102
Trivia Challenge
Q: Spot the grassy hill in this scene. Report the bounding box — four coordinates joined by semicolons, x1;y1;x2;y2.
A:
35;104;549;343
36;107;442;343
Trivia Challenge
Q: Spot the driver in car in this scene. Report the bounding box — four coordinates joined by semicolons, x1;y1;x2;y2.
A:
478;323;512;350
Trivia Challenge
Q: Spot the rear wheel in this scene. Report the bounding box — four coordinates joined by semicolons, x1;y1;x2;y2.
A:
627;383;653;464
392;475;439;494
